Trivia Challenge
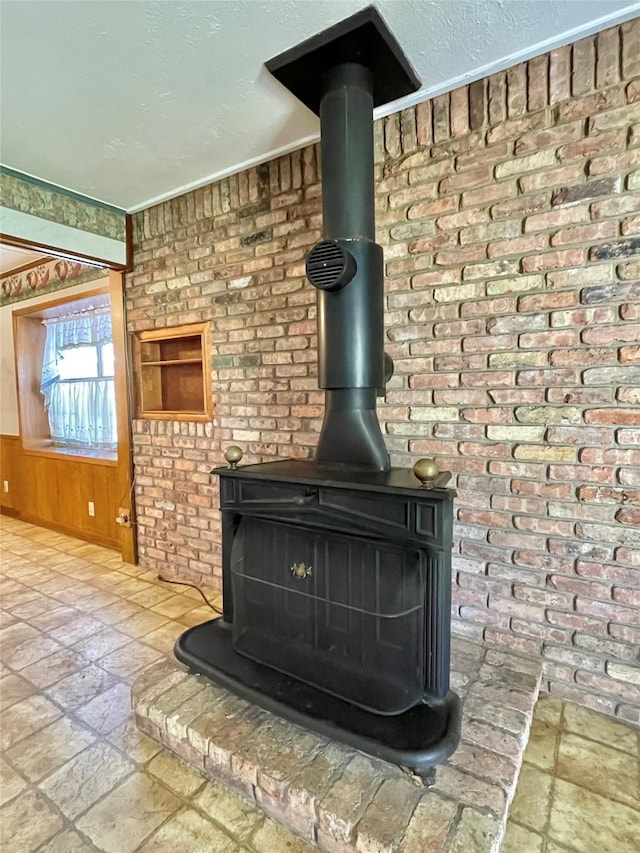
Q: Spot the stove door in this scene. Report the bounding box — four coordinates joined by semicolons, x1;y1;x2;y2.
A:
230;516;426;714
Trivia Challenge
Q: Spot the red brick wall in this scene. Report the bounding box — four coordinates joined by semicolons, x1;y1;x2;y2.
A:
127;20;640;721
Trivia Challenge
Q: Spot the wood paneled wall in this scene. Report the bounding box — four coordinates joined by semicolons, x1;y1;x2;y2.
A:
0;434;121;548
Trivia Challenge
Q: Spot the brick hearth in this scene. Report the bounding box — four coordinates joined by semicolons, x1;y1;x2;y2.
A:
133;638;541;852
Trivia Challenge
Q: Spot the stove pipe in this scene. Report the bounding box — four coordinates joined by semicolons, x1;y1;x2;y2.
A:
266;7;421;472
315;61;386;471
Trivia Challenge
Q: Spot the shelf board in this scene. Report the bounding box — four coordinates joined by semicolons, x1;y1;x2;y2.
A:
139;409;212;422
141;358;203;367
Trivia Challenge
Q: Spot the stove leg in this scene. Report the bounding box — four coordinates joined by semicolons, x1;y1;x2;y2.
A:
417;766;436;787
401;766;437;787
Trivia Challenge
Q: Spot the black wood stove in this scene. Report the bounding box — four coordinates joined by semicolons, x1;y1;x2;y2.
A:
175;6;461;781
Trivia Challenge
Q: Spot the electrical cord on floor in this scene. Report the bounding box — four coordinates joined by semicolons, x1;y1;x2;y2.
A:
157;574;223;615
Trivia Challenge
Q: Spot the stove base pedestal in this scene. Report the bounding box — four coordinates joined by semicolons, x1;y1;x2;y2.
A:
174;618;461;776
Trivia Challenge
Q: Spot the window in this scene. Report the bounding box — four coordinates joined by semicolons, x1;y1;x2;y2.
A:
40;308;117;449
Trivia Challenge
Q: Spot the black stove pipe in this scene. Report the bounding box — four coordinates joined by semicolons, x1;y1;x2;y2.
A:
314;62;389;472
265;6;421;473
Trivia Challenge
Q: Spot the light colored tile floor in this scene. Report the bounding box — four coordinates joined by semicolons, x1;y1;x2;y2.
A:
0;517;313;853
503;675;639;852
1;516;638;852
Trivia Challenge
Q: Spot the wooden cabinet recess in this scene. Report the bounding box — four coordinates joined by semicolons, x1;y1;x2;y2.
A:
133;322;212;421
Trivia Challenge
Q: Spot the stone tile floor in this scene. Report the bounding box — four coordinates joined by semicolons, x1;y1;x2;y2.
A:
0;516;638;852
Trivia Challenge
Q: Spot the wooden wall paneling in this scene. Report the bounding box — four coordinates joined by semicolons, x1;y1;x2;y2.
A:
6;276;134;558
0;435;22;513
1;436;121;549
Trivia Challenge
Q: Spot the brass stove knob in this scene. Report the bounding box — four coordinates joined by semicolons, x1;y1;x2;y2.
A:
224;445;243;469
291;562;312;579
413;457;440;488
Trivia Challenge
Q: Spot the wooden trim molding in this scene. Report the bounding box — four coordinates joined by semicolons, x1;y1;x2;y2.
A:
1;233;126;271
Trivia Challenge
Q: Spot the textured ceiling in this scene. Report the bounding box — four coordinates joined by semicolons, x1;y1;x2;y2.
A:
0;245;49;276
1;0;638;212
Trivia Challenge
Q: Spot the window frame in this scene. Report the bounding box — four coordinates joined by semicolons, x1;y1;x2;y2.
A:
12;284;117;463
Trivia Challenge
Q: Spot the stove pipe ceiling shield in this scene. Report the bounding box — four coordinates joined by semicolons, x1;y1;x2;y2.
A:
266;6;421;472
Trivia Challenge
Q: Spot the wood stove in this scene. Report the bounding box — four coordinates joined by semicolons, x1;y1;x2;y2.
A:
175;6;461;782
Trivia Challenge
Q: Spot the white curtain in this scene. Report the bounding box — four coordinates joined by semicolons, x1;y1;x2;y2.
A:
47;379;116;447
40;310;117;449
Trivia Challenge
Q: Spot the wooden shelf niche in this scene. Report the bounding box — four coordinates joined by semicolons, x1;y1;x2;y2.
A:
133;322;212;421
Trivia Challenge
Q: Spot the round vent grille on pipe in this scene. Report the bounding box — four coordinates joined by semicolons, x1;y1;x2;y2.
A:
306;241;356;291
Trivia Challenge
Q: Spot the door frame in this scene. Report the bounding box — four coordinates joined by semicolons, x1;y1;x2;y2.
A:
1;234;136;563
109;268;136;563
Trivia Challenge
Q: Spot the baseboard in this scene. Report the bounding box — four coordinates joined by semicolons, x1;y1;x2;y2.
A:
12;510;120;551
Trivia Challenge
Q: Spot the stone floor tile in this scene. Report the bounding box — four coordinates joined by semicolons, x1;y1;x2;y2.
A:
0;671;37;710
138;806;239;853
116;609;171;639
548;778;640;853
9;634;64;670
0;693;62;750
151;593;201;618
143;619;187;652
556;731;640;809
45;663;119;709
502;821;544;853
0;621;41;653
0;609;17;627
147;750;207;798
71;627;132;662
5;715;95;782
39;741;134;819
0;788;64;852
532;694;564;726
51;582;100;605
96;599;145;625
195;779;264;841
72;590;121;612
507;763;553;832
106;717;162;763
249;816;316;853
0;755;27;805
49;614;106;646
75;771;181;853
1;588;42;609
20;647;90;689
126;584;175;609
521;714;559;773
563;702;639;755
177;605;218;627
27;605;78;632
97;639;164;680
37;828;102;853
36;574;78;594
9;595;54;618
75;681;133;734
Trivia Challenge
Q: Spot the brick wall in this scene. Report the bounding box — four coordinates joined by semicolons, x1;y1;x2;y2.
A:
127;20;640;721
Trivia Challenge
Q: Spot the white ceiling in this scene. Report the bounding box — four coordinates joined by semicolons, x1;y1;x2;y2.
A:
0;245;50;276
1;1;639;213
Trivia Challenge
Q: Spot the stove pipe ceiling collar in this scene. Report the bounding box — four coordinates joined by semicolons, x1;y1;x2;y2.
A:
266;6;421;472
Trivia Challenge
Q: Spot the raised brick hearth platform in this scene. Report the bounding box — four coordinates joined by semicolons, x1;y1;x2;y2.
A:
132;638;542;851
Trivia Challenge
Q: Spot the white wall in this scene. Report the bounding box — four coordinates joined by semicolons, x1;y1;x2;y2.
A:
0;277;110;435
